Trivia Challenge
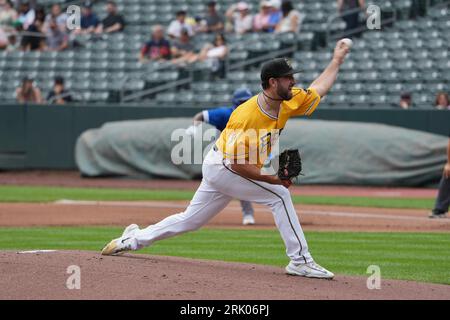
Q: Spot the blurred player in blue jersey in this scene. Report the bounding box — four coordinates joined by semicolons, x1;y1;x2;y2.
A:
186;88;256;225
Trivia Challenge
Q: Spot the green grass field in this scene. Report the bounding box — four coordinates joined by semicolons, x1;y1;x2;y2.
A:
1;185;447;285
0;227;448;285
0;185;435;209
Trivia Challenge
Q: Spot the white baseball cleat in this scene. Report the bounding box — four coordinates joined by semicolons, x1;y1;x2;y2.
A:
242;215;255;225
101;224;139;256
101;236;135;256
122;223;139;237
285;261;334;279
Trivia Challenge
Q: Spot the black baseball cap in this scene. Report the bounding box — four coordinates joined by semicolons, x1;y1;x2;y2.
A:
54;76;64;85
260;58;301;83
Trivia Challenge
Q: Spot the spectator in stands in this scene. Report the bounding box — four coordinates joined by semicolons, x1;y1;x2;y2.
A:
267;0;282;32
34;6;46;23
435;92;449;110
47;76;73;105
6;33;19;51
253;1;272;32
171;28;195;66
73;2;99;35
0;0;18;32
429;131;450;218
197;1;224;34
225;1;253;35
16;1;35;31
139;24;171;63
44;18;68;51
16;76;43;104
275;0;302;33
20;11;45;51
95;1;125;34
337;0;366;37
0;27;8;50
188;33;228;77
167;10;194;39
43;3;67;33
399;92;412;109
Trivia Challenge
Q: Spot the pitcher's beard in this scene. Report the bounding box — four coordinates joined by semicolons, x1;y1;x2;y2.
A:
277;87;292;100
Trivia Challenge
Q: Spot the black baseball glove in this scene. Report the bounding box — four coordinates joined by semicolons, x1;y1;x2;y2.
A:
277;149;303;180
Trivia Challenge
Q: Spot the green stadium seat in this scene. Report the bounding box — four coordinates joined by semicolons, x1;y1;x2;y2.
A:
72;81;91;91
426;39;445;49
325;94;348;107
395;20;415;30
379;71;399;82
376;60;394;71
345;83;364;94
395;60;414;71
212;82;231;92
369;94;389;107
361;71;379;82
86;91;110;102
436;59;450;71
386;83;404;94
302;61;319;71
365;83;384;94
91;82;109;91
421;70;442;82
428;83;448;92
403;82;425;92
403;71;420;81
194;82;213;91
355;60;375;71
124;79;145;91
392;50;411;61
348;95;369;106
156;92;177;103
194;93;213;104
175;91;194;102
416;60;435;70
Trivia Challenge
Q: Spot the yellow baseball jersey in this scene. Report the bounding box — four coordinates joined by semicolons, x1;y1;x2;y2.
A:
216;87;321;167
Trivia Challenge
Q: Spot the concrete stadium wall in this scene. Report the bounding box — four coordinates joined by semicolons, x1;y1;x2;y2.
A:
0;104;449;169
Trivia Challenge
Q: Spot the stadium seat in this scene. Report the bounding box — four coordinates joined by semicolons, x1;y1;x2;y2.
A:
0;0;446;105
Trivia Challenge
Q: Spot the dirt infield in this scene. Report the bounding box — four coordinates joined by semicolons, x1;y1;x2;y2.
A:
1;250;449;300
0;171;448;300
0;201;449;232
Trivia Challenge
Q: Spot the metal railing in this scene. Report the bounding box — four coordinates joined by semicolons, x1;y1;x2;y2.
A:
119;38;299;103
226;44;298;73
118;61;194;103
120;76;192;103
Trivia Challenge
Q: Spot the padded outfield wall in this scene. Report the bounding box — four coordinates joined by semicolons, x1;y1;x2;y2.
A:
0;103;448;170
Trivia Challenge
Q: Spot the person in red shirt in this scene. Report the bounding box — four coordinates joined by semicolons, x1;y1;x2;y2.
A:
139;25;171;63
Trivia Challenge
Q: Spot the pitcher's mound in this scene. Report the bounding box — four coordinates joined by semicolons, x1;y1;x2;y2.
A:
0;250;448;300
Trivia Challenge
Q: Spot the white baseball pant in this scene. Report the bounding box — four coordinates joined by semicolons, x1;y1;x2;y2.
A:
131;148;313;264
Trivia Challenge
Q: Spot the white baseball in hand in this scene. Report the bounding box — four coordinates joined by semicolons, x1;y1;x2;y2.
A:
340;38;353;48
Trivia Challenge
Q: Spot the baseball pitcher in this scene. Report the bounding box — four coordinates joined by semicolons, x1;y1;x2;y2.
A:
185;88;256;225
102;39;351;279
